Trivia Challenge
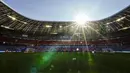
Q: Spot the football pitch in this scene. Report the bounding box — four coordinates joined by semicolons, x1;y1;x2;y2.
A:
0;52;130;73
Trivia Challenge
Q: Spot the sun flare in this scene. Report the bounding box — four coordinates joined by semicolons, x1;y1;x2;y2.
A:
74;13;89;26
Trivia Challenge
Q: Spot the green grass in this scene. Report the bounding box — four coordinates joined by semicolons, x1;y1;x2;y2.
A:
0;52;130;73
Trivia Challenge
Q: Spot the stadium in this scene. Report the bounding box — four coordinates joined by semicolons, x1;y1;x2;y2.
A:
0;0;130;73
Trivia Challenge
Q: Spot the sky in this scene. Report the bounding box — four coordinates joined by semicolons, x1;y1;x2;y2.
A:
3;0;130;21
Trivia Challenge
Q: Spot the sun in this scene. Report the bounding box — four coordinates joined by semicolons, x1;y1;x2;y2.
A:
74;13;89;26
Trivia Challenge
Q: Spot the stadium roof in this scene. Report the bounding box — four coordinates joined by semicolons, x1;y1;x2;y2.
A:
3;0;130;21
0;1;130;41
